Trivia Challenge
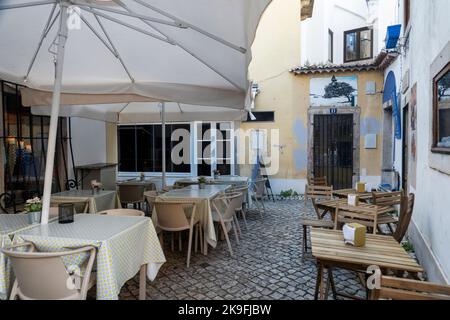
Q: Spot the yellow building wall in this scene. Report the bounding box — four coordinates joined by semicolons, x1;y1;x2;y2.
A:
240;0;304;180
240;0;384;181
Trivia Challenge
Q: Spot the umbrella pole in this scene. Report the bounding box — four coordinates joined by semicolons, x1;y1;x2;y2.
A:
161;102;167;188
41;4;69;225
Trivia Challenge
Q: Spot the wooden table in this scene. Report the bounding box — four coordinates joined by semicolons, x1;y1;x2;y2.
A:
333;189;373;202
315;199;396;221
311;229;423;300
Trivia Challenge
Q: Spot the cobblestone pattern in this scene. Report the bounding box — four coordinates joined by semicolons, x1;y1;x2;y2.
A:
88;200;369;300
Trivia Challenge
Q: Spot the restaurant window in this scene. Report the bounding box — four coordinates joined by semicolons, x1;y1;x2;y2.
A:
344;27;373;63
245;112;275;122
118;123;191;173
1;81;70;213
328;29;334;63
432;62;450;153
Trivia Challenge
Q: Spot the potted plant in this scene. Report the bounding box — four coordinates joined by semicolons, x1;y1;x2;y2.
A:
213;169;221;179
198;176;207;189
25;197;42;224
140;172;145;181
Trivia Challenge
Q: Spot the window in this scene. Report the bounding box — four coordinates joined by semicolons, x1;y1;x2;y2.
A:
432;62;450;153
328;29;334;63
245;111;275;122
344;27;373;63
118;124;191;172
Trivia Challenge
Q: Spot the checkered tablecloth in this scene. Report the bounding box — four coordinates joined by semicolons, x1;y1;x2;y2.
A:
12;214;165;300
1;214;57;300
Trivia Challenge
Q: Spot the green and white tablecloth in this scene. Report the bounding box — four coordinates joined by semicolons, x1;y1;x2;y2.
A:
1;214;58;300
152;185;230;255
51;190;121;213
12;214;165;300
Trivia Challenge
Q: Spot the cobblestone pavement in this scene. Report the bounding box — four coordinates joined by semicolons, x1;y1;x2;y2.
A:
89;200;367;300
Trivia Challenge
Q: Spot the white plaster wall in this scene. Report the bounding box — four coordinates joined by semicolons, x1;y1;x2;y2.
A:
405;0;450;283
301;0;397;65
69;117;107;167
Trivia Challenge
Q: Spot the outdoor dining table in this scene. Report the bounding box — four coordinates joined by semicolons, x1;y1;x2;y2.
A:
12;214;165;300
51;190;121;213
311;229;423;300
175;176;249;187
0;214;58;299
152;184;231;255
117;179;157;191
333;189;373;202
315;199;396;221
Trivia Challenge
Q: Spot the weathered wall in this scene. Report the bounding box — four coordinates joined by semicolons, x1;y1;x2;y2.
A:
403;0;450;284
240;0;305;193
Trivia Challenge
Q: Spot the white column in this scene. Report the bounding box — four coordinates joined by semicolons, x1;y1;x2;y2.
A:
41;3;69;225
161;102;166;188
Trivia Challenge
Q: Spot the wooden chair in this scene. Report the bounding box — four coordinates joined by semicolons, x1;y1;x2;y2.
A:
334;204;379;234
370;276;450;300
300;217;334;262
153;201;201;267
378;193;415;242
118;184;145;210
308;176;328;186
372;190;403;206
304;185;334;219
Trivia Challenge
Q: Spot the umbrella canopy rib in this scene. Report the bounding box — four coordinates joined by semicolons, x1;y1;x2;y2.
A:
132;0;247;54
0;0;56;11
114;0;243;90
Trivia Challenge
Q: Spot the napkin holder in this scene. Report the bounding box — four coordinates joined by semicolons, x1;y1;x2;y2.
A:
343;223;367;247
348;194;359;206
356;182;366;193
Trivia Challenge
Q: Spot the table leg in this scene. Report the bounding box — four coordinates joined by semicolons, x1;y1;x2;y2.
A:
314;262;324;300
139;264;147;300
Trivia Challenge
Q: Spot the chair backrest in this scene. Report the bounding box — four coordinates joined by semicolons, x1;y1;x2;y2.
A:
153;201;195;231
98;209;144;216
334;204;378;234
1;243;96;300
308;176;328;186
393;193;415;243
230;186;248;209
372;191;403;207
118;185;145;203
213;193;242;220
144;190;159;210
253;179;266;198
305;185;333;204
370;276;450;300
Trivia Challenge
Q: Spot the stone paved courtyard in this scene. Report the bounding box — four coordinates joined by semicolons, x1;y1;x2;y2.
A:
89;200;367;300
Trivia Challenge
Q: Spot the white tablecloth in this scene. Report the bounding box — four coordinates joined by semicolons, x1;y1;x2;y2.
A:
51;190;120;213
152;185;231;254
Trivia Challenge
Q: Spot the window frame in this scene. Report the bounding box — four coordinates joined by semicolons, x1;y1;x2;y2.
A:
328;29;334;63
343;27;374;63
432;61;450;154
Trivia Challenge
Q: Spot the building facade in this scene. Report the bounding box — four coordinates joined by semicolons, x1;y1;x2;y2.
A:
243;0;397;192
382;0;450;284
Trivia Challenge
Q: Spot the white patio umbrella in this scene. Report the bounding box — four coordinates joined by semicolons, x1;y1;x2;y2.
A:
0;0;270;224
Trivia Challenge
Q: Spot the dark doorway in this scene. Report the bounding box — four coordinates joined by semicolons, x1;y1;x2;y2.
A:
402;105;409;191
313;114;354;189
